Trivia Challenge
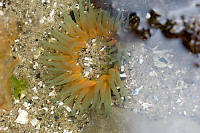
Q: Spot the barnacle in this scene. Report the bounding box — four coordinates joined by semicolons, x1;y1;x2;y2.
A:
41;0;128;116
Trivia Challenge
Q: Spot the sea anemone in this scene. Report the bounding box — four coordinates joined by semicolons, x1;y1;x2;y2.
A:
41;0;128;116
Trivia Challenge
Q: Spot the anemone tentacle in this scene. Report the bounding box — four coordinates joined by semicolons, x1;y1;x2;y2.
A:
41;0;129;116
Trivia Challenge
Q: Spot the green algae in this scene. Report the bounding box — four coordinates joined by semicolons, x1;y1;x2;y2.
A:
11;75;28;99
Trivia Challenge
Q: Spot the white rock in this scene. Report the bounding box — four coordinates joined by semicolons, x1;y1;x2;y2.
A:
42;107;48;111
51;111;54;114
14;99;20;104
132;86;143;96
23;102;31;109
65;106;72;112
120;73;127;78
84;62;90;67
64;130;73;133
49;90;56;97
30;118;39;126
32;96;39;99
59;102;63;106
149;71;158;77
15;109;29;124
146;13;151;19
3;127;8;131
84;57;92;61
49;9;55;17
139;56;144;64
36;123;41;129
121;65;125;72
138;100;153;110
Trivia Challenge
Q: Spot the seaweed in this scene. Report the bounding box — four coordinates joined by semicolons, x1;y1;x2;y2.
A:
148;10;200;54
0;12;19;111
11;75;28;99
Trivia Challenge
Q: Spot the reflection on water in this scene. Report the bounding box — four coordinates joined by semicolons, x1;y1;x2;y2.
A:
88;0;200;132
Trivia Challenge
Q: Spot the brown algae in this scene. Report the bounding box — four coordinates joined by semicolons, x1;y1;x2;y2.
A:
0;14;19;111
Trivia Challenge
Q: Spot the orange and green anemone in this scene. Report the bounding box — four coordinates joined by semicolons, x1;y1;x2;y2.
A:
41;0;128;116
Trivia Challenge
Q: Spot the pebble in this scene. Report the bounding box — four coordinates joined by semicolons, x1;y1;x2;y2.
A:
153;95;158;100
121;65;125;72
49;90;56;97
139;56;144;64
149;71;158;77
138;100;153;110
15;109;29;124
65;106;72;112
30;118;39;126
32;96;39;99
32;87;38;92
120;73;127;78
146;13;151;19
132;86;143;96
23;102;31;109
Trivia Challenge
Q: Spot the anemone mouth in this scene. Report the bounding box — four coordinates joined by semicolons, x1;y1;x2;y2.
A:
77;37;117;80
41;0;128;116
